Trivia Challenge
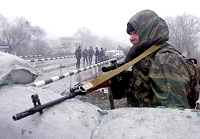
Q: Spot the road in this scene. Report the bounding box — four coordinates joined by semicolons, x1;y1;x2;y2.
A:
29;57;109;95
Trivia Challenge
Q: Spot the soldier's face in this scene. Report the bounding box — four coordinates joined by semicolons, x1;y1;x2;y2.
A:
129;31;139;44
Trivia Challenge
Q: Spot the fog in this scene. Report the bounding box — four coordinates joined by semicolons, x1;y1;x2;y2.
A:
0;0;200;43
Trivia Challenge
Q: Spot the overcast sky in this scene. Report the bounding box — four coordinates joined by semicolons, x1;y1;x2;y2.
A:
0;0;200;43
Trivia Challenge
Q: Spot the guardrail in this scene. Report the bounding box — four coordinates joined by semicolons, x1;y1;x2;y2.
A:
29;59;113;87
19;55;42;58
26;55;75;62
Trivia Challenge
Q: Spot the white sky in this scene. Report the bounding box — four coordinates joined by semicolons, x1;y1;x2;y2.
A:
0;0;200;43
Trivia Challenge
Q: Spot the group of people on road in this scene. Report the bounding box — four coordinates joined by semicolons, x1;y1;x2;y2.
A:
75;46;105;68
94;47;106;64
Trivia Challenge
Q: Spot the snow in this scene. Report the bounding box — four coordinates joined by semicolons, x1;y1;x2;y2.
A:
1;85;200;139
1;53;200;139
0;51;41;85
0;85;101;139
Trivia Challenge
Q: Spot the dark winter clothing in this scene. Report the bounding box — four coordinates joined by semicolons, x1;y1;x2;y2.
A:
99;48;105;62
82;48;89;66
95;47;99;64
88;47;94;64
75;46;82;68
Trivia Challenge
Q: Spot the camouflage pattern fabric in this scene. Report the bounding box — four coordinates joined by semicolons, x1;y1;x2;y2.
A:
150;46;195;108
125;9;196;108
126;9;169;52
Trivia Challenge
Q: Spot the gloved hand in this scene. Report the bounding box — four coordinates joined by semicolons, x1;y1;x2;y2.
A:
109;70;131;99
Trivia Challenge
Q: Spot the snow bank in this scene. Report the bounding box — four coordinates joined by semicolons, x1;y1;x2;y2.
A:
0;85;101;139
95;108;200;139
0;52;41;85
0;85;200;139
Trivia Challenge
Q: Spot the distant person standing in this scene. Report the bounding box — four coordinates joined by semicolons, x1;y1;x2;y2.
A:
82;48;89;66
99;47;105;62
95;47;99;64
88;46;94;64
75;46;82;68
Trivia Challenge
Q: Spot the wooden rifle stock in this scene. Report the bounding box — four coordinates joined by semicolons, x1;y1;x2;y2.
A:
87;80;111;93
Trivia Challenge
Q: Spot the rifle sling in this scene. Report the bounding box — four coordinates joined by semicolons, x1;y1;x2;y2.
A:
82;45;161;91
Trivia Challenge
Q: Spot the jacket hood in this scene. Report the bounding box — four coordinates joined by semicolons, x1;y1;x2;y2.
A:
127;9;169;48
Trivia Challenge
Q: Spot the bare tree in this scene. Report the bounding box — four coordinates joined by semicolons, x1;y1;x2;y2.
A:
74;27;98;48
0;15;11;46
0;15;46;55
166;13;200;58
98;37;117;50
30;39;51;57
74;26;125;50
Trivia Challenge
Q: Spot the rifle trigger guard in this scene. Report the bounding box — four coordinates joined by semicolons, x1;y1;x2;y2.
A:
77;85;87;95
70;85;87;95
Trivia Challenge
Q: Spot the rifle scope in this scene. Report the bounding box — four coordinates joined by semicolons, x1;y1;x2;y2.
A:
102;60;125;72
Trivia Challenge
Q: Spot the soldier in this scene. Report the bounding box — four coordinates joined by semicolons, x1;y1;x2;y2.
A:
121;9;198;108
88;46;94;64
75;46;82;68
99;47;105;62
82;48;88;66
95;47;99;64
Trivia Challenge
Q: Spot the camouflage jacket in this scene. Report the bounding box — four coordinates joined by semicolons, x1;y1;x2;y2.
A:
125;10;196;108
127;45;196;108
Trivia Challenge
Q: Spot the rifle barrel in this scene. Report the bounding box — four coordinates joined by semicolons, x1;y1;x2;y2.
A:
13;92;76;121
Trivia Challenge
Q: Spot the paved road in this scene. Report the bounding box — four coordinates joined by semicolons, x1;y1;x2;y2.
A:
31;58;109;95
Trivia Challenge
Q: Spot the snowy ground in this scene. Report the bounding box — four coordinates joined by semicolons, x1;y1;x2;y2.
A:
1;85;200;139
1;54;200;139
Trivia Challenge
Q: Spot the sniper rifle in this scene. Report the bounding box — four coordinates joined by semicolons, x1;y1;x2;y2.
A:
12;45;160;121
